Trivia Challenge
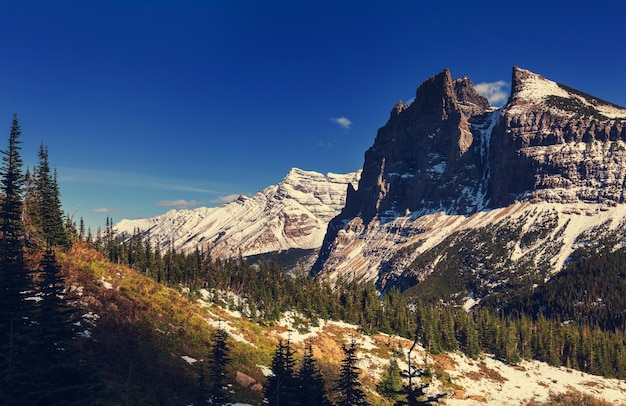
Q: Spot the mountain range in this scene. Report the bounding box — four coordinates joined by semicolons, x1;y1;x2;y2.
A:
115;66;626;307
114;168;360;268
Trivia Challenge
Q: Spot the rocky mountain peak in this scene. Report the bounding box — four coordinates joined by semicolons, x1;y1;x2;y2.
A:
314;67;626;292
334;68;493;226
453;76;492;117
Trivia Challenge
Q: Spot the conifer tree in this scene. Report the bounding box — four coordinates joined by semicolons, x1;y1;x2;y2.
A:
30;144;70;247
0;114;37;403
208;327;231;405
336;340;369;406
31;248;101;405
298;339;330;406
377;358;403;402
265;339;300;406
397;330;445;406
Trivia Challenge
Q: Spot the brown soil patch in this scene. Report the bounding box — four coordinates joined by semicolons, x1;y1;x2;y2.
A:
313;334;344;363
467;362;507;382
433;353;456;371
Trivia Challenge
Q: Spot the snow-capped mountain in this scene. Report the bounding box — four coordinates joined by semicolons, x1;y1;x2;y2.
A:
113;168;360;260
313;67;626;304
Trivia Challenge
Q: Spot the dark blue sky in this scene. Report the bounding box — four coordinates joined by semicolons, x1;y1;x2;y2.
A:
2;0;625;230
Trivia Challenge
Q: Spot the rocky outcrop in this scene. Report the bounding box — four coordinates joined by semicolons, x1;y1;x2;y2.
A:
313;67;626;295
339;69;494;225
314;68;494;274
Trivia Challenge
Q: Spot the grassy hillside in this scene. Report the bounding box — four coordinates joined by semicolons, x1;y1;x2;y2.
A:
55;241;623;405
58;241;268;405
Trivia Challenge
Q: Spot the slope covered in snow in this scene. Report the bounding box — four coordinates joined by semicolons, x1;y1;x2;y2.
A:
318;200;626;305
114;168;360;258
200;299;626;405
508;67;626;119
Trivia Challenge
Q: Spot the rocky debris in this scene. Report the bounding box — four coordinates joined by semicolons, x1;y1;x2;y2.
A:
236;371;261;391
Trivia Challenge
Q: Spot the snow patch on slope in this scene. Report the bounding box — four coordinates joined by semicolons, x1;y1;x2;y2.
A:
510;68;626;119
321;201;626;291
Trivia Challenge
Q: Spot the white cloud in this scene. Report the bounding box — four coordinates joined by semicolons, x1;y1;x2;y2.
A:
210;194;241;204
92;207;113;214
330;116;352;129
474;80;510;106
317;141;333;148
157;199;201;209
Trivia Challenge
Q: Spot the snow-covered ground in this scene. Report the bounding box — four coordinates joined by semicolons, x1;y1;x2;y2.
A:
320;201;626;293
208;304;626;404
443;353;625;405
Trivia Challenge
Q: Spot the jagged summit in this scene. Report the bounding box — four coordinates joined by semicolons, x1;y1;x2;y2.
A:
313;67;626;298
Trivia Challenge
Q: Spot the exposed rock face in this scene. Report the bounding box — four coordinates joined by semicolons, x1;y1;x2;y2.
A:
341;69;493;226
490;67;626;206
114;168;360;259
313;67;626;299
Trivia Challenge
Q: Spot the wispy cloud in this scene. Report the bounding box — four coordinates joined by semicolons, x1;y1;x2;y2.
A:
92;207;114;214
474;81;510;106
317;141;333;148
330;116;352;130
58;167;222;194
210;194;241;204
157;199;202;209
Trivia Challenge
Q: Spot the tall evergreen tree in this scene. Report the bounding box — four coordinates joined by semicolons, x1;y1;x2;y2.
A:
0;114;26;266
31;248;101;405
207;327;231;405
298;339;331;406
336;340;369;406
377;358;403;402
265;339;300;406
396;332;445;406
0;114;36;404
29;144;70;247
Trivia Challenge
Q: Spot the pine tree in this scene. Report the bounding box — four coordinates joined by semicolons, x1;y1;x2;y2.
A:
336;340;369;406
207;327;231;405
397;332;445;406
28;144;70;247
0;114;37;403
298;339;331;406
265;339;300;406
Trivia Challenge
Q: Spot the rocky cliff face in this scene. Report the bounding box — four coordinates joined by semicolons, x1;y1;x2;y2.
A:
114;168;360;260
490;67;626;206
314;67;626;301
345;69;493;226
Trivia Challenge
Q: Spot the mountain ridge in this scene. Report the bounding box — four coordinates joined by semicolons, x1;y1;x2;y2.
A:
114;168;360;260
313;66;626;303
